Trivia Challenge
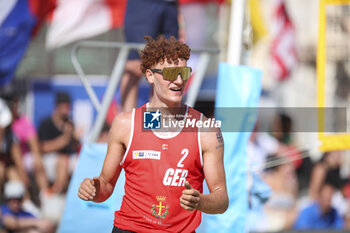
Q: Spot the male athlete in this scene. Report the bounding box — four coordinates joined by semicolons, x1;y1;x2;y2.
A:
78;36;228;233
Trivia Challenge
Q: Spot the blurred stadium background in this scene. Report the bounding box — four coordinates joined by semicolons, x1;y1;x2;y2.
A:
0;0;349;232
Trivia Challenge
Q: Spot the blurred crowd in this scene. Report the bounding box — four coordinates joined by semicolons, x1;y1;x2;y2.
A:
0;87;86;232
247;113;350;232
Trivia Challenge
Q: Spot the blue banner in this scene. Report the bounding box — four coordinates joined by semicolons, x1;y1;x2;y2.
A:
199;64;262;233
58;143;125;233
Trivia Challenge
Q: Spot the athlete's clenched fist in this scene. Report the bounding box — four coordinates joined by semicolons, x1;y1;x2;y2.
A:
180;181;201;211
78;177;100;201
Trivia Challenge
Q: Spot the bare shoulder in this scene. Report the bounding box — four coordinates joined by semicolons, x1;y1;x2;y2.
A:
110;111;133;143
112;111;133;127
199;114;223;151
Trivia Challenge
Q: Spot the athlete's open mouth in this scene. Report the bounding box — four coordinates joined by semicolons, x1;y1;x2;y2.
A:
170;87;182;92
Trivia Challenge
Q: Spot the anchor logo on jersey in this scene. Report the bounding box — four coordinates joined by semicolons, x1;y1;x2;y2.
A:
151;196;169;219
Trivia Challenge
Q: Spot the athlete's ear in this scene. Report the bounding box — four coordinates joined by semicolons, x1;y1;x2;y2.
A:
145;69;155;84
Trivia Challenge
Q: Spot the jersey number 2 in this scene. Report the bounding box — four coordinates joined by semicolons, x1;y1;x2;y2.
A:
177;148;189;168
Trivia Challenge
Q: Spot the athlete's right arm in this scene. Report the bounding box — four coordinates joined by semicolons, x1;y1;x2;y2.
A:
78;112;132;202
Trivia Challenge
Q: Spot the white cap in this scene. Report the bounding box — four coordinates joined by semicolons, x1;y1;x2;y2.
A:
0;98;12;128
4;181;25;199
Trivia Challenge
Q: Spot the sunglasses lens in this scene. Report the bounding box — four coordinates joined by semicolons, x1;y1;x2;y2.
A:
163;67;178;81
180;67;191;80
162;67;192;81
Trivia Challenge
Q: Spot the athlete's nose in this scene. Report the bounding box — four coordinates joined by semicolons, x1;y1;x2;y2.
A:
173;73;184;85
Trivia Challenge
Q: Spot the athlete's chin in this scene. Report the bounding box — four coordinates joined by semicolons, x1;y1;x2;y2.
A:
167;96;183;105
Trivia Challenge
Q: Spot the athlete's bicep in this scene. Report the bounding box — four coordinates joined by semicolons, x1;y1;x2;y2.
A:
201;128;227;194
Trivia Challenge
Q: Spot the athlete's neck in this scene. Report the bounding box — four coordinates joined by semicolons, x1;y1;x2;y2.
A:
148;100;186;117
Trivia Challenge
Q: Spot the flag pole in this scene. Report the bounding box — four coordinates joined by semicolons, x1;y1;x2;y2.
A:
227;0;246;65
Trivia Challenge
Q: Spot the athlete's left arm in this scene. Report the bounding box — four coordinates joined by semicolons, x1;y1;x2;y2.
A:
180;124;228;214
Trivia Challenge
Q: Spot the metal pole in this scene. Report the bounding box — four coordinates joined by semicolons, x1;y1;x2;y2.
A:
227;0;246;65
71;44;102;112
88;47;129;142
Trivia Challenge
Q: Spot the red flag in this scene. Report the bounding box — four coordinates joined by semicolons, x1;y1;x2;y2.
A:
28;0;56;35
105;0;126;28
270;0;297;81
46;0;127;50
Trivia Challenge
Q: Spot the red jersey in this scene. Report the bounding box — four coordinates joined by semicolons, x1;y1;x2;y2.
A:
114;104;204;233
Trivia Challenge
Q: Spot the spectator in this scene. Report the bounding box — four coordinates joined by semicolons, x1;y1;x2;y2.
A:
271;112;311;192
294;182;344;230
38;92;79;195
271;113;293;145
247;125;279;174
345;210;350;230
271;113;301;167
4;93;49;201
309;151;342;201
0;198;4;233
120;0;180;112
178;0;221;70
261;154;298;231
309;151;349;221
0;98;29;195
1;181;54;233
332;178;350;222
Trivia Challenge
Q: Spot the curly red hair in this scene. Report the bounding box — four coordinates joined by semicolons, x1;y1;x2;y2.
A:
140;35;191;73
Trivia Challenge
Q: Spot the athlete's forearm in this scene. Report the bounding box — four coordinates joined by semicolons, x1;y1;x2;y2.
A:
197;187;228;214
